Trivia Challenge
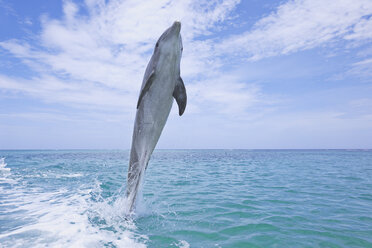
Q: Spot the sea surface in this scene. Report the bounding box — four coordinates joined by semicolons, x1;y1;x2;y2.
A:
0;150;372;247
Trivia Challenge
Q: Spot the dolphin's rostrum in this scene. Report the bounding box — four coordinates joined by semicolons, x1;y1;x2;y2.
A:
126;21;187;212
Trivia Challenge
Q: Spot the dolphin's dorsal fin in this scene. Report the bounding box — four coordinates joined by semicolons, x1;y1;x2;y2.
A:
173;77;187;116
137;70;155;109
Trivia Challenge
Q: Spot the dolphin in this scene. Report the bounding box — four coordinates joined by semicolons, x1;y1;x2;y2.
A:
126;21;187;212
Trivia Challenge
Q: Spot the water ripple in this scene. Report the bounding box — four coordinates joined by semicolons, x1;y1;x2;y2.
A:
1;150;372;247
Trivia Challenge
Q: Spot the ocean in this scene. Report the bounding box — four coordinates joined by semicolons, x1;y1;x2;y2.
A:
0;150;371;247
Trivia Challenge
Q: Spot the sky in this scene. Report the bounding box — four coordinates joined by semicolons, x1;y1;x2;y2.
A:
0;0;372;149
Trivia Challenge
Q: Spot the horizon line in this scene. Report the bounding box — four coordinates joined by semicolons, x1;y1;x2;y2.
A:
1;148;371;151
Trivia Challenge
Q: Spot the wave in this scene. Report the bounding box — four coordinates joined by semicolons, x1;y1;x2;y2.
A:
0;179;147;247
0;157;10;172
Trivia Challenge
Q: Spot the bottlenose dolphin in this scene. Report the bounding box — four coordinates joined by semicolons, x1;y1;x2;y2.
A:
126;21;187;212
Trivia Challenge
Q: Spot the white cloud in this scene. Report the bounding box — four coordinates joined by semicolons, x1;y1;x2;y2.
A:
1;0;372;121
0;74;135;110
1;0;258;117
347;58;372;81
218;0;372;60
345;16;372;41
187;74;261;114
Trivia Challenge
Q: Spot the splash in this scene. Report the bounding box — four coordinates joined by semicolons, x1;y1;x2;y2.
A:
175;240;191;248
96;177;148;219
0;157;10;172
0;179;148;247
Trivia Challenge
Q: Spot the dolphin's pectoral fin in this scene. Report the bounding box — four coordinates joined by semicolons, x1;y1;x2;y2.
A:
137;70;155;109
173;77;187;116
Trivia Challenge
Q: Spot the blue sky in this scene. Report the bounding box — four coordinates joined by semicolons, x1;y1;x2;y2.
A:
1;0;372;149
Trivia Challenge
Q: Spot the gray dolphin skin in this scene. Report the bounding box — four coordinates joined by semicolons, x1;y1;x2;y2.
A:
126;21;187;212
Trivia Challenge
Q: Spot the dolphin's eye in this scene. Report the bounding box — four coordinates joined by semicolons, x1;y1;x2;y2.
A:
156;42;159;48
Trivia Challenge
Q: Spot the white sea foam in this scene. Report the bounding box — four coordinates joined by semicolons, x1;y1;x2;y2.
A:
0;180;148;247
0;157;10;172
175;240;190;248
89;181;149;222
56;173;84;178
22;172;84;179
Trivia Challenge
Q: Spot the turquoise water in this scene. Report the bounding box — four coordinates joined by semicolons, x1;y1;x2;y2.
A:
1;150;372;247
